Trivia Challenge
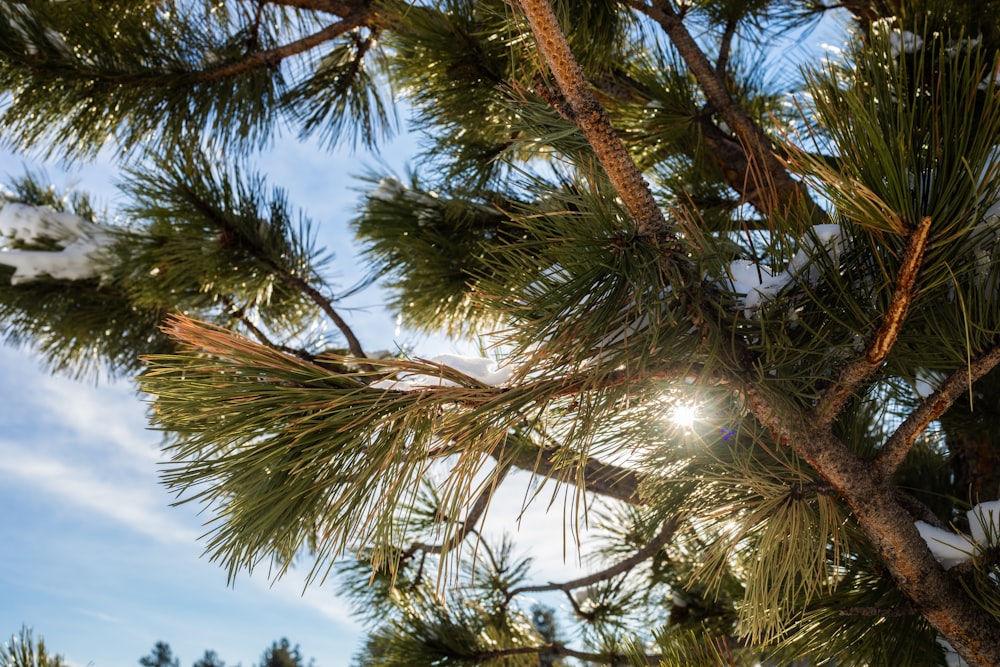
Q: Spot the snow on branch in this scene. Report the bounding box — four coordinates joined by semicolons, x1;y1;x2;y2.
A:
915;501;1000;569
0;202;116;284
370;353;514;391
725;224;843;314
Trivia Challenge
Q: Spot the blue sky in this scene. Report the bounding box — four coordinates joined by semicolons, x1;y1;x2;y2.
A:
0;133;593;667
0;137;401;666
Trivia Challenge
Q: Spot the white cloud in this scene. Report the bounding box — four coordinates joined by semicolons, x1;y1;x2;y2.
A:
0;441;198;545
34;371;162;470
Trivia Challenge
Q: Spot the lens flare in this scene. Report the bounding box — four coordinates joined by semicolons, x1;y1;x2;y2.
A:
670;403;698;428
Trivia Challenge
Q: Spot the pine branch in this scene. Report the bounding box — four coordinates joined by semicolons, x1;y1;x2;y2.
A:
503;439;646;505
221;295;317;362
743;387;1000;667
193;14;369;83
167;179;370;363
508;517;677;596
263;0;369;16
629;0;825;226
403;463;512;557
876;343;1000;477
716;18;737;75
811;216;932;427
468;643;661;665
837;605;917;617
515;0;672;238
281;270;371;363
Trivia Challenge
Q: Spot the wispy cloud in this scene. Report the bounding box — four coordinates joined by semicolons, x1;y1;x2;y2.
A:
34;370;162;470
0;442;198;545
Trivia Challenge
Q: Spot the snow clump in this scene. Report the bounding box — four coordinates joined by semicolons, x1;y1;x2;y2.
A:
915;500;1000;569
726;224;843;315
370;353;514;391
0;202;116;284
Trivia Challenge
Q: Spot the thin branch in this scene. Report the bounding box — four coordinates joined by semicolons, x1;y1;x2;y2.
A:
811;216;932;427
503;440;647;505
891;491;946;532
220;295;316;362
281;271;370;364
403;464;512;557
716;18;736;75
469;643;661;665
876;342;1000;477
838;605;917;617
177;185;371;364
629;0;825;226
193;15;368;83
263;0;368;16
508;516;677;596
514;0;673;238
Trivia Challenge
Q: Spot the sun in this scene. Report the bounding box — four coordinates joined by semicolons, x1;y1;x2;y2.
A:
670;402;699;428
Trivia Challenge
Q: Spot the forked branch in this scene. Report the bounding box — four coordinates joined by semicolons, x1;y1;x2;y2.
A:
743;385;1000;667
629;0;825;225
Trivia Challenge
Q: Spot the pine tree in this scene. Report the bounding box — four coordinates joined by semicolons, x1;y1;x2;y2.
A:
193;650;228;667
257;639;309;667
139;642;181;667
3;0;1000;665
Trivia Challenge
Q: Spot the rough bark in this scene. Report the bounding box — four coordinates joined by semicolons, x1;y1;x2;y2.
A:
516;0;672;238
746;388;1000;667
630;0;827;228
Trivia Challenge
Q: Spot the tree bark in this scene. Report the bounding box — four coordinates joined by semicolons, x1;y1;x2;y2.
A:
746;388;1000;667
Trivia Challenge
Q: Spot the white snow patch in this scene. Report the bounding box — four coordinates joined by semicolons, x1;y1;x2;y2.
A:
0;202;116;284
726;224;843;315
914;521;973;569
938;638;969;667
913;369;944;399
915;501;1000;569
967;500;1000;546
371;353;514;391
889;30;923;58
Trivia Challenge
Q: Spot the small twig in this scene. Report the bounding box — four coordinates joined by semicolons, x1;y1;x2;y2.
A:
220;295;316;362
894;489;948;529
281;272;371;365
514;0;673;238
247;0;267;52
508;516;677;596
403;464;512;557
531;75;575;122
177;185;372;366
876;343;1000;477
263;0;366;16
469;643;661;665
811;216;932;427
839;605;917;618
